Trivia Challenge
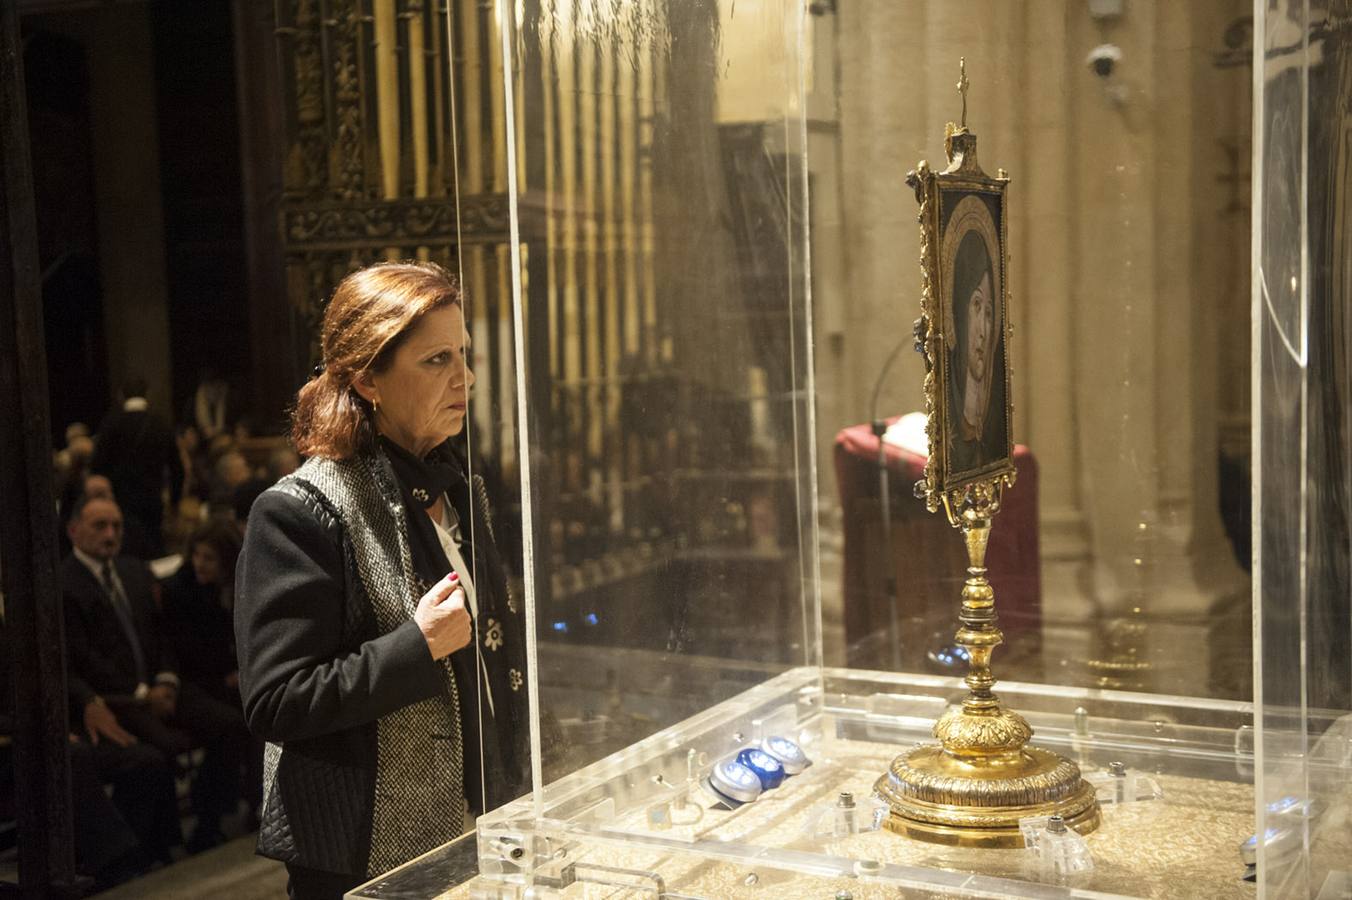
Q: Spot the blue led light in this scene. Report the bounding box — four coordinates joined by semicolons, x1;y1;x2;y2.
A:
736;748;785;790
552;621;569;633
584;612;600;626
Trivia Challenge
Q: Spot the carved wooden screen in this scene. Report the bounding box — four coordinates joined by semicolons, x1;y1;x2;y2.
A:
269;0;520;468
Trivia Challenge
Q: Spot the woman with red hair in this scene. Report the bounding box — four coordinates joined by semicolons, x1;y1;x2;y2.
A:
235;262;527;899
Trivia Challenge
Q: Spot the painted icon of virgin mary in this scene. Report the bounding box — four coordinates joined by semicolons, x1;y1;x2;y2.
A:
942;194;1009;478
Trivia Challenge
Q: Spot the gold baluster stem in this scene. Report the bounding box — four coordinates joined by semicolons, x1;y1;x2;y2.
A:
955;517;1001;714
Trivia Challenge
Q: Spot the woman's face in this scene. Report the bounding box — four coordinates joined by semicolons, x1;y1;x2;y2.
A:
965;269;994;383
364;305;475;455
191;542;222;586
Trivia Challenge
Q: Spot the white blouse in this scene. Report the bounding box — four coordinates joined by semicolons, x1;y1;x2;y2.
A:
431;500;494;717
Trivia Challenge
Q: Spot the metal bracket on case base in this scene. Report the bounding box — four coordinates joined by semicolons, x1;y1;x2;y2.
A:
473;854;670;899
475;826;671;898
475;827;571;896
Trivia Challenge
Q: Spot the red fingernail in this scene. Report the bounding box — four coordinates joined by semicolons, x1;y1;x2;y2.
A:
446;572;459;583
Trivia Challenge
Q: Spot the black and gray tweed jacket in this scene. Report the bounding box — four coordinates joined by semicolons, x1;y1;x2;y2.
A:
234;447;524;878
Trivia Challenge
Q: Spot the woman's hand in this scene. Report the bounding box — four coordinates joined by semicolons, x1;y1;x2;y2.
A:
415;573;472;660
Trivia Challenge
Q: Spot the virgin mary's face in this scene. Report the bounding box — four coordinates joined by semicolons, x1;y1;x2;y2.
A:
965;269;994;384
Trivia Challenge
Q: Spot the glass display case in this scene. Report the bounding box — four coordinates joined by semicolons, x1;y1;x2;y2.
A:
356;667;1274;898
1252;2;1352;899
465;671;1272;899
347;0;1352;896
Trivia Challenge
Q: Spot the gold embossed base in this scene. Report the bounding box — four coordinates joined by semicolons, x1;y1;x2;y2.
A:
875;743;1100;848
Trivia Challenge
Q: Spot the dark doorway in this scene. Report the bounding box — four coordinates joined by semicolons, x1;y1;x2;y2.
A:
151;0;249;427
22;0;250;442
23;26;108;438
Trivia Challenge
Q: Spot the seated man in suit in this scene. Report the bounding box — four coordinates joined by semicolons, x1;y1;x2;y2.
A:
63;493;249;852
1;623;179;886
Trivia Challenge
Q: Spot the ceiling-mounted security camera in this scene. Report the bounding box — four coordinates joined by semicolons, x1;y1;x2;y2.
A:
1086;43;1123;78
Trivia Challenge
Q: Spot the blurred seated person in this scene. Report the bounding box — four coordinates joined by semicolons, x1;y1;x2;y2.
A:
66;680;184;877
54;428;99;515
0;624;181;885
91;376;183;558
209;449;252;517
206;431;235;463
267;445;300;482
232;416;255;443
162;517;263;821
161;519;243;700
62;493;250;852
176;424;212;504
231;446;301;525
53;422;93;486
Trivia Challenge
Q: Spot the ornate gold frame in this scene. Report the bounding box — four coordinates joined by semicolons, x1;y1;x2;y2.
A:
874;61;1099;848
911;129;1016;519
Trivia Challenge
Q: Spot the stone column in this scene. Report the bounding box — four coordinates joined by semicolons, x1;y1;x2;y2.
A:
1019;0;1096;657
837;0;929;427
1068;0;1248;691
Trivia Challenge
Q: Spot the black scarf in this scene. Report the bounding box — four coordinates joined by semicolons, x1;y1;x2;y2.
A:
381;437;464;511
378;437;524;814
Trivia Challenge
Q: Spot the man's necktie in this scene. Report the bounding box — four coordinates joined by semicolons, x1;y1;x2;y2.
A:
100;560;148;684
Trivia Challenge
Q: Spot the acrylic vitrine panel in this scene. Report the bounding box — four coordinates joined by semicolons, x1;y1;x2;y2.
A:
496;0;817;803
1253;2;1352;898
815;2;1254;706
437;0;531;818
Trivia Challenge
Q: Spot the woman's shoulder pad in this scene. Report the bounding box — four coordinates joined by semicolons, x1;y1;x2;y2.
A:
256;476;344;539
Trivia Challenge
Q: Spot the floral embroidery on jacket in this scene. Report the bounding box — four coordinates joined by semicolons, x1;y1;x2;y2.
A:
484;617;503;651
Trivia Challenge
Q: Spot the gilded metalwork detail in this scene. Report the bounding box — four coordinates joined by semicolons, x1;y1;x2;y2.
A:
880;749;1090;811
875;745;1100;847
878;62;1098;848
931;706;1031;755
910;158;943;515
